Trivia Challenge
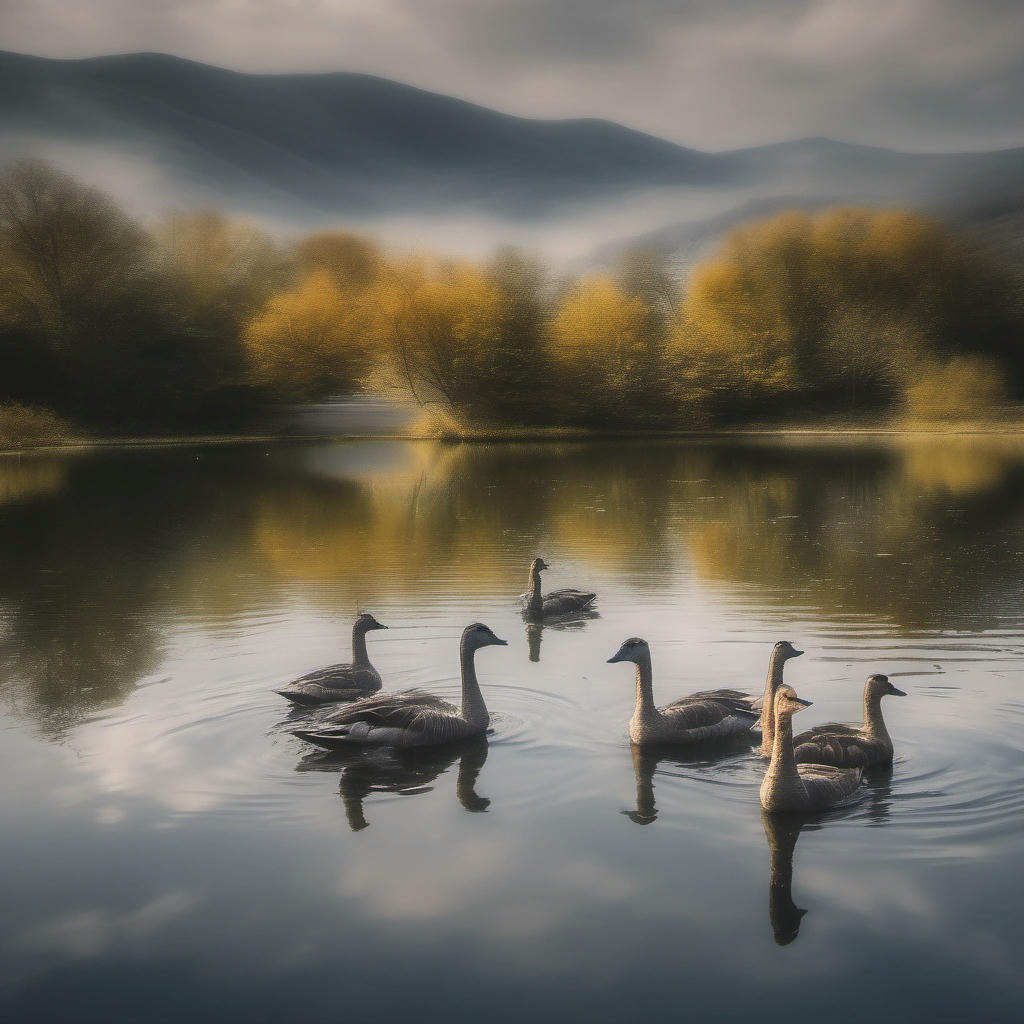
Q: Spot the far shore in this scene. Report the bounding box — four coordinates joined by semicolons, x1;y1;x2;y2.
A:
3;417;1024;456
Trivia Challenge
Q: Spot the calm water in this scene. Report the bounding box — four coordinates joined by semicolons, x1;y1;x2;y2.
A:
1;437;1023;1022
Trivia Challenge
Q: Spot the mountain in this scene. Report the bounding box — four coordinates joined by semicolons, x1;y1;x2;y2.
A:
0;50;734;221
1;51;1023;252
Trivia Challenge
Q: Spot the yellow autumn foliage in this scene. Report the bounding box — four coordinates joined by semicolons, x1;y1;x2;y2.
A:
244;270;369;398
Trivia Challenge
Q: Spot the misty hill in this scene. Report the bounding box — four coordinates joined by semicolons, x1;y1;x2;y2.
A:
2;51;1024;245
0;50;734;220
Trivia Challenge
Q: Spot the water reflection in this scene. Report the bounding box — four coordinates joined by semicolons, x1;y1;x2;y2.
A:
296;735;490;831
1;437;1023;1022
624;738;755;825
762;767;895;945
762;810;810;946
2;434;1024;733
524;613;600;663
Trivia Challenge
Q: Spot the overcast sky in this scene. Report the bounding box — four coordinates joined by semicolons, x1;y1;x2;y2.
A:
3;0;1023;152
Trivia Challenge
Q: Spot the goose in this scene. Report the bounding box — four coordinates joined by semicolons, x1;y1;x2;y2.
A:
757;640;805;757
760;685;862;813
293;622;506;748
643;639;802;728
607;637;760;745
792;674;906;768
277;613;388;705
521;558;596;620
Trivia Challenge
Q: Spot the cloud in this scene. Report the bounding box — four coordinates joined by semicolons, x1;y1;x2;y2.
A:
2;1;1024;150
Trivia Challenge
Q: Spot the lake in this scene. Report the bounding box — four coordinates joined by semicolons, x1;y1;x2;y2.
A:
1;436;1022;1022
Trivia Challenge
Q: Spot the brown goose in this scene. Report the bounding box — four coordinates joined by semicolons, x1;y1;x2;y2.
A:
760;685;863;813
293;622;506;748
607;637;760;745
521;557;596;621
792;674;906;768
757;641;805;757
277;613;387;705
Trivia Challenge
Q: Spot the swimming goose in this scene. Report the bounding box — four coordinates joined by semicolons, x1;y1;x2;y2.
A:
760;685;862;813
293;622;507;748
277;613;388;705
521;558;596;620
792;674;906;768
758;641;805;757
608;637;760;745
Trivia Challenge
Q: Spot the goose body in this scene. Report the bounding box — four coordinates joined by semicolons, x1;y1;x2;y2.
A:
294;623;506;749
521;558;596;620
760;685;863;813
277;613;387;705
793;674;905;768
608;637;760;745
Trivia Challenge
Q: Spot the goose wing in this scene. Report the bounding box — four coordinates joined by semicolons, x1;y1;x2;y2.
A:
665;692;760;720
687;688;758;712
797;762;863;803
794;725;885;768
661;697;758;729
277;663;381;704
541;589;597;616
323;690;457;727
297;690;468;748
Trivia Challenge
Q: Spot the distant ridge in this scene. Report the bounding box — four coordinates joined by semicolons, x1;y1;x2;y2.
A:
1;51;1023;238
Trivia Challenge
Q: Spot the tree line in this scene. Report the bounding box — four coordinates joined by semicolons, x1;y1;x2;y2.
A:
1;158;1022;439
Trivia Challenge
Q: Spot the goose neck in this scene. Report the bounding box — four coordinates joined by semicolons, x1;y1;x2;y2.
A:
862;687;890;744
633;652;660;725
765;709;800;794
527;566;543;614
352;622;371;667
760;650;787;757
459;638;490;727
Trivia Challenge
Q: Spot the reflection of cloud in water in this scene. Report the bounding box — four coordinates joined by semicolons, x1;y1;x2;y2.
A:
14;892;199;960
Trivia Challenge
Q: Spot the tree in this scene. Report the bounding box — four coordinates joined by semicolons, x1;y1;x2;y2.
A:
296;231;380;290
674;206;1024;421
550;276;668;425
244;271;369;399
364;258;506;423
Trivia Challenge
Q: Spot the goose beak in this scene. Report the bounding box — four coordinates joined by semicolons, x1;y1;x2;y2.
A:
791;648;804;657
491;635;508;647
607;649;627;664
793;697;813;708
889;685;906;696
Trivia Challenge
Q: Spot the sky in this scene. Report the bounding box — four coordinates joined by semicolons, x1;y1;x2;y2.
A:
2;0;1023;152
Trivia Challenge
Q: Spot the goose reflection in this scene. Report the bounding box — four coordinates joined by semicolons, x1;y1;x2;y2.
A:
296;735;490;831
761;766;894;945
624;736;755;825
761;809;812;945
524;609;600;663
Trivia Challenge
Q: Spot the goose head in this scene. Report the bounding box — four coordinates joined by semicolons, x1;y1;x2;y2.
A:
355;612;388;632
773;640;804;662
866;673;906;698
463;622;508;652
773;684;813;719
607;637;650;665
531;557;550;575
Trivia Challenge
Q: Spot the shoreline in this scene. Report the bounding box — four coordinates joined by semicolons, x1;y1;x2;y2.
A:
3;419;1024;456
